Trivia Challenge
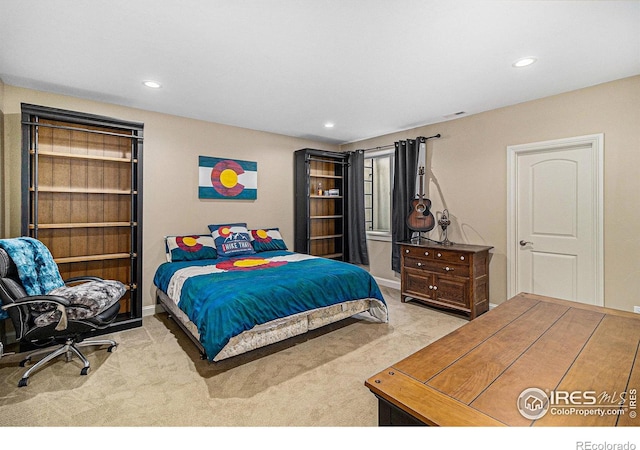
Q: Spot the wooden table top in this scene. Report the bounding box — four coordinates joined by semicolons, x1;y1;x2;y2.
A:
398;239;494;253
365;293;640;426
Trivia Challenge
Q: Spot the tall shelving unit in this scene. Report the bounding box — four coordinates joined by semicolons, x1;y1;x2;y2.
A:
21;104;143;333
294;149;348;261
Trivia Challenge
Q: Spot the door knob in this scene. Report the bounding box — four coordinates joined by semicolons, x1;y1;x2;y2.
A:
519;240;533;246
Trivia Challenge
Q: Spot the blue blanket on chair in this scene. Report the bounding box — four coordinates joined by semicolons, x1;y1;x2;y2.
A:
0;237;65;297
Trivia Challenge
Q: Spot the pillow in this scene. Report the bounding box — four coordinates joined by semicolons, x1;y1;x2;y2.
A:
35;280;126;327
165;235;218;262
250;228;288;252
208;223;256;257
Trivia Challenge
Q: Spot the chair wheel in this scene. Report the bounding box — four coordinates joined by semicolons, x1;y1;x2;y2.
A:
19;357;31;367
80;367;90;376
107;344;117;352
18;378;29;387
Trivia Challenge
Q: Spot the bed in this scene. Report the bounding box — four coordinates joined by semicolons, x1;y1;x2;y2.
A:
153;231;388;362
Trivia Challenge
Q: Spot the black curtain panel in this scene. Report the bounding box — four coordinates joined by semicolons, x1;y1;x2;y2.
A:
346;150;369;265
391;139;419;272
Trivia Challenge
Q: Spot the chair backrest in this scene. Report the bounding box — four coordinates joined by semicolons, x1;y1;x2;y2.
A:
1;244;124;343
0;248;31;339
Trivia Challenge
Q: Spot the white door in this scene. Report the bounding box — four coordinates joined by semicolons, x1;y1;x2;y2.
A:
507;135;603;305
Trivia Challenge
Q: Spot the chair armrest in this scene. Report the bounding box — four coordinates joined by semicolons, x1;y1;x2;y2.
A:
1;295;71;310
2;295;71;331
65;276;104;285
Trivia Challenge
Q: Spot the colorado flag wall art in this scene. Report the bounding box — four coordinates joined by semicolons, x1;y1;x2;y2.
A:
198;156;257;200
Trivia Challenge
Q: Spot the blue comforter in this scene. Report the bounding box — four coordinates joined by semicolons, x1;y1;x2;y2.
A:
153;251;387;360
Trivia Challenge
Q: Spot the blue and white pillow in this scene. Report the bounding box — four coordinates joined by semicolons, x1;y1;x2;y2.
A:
250;228;288;252
165;235;218;262
208;223;256;257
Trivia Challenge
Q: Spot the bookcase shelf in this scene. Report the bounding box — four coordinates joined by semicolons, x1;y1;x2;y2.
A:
31;149;136;163
54;253;135;264
29;222;136;229
30;187;135;195
310;234;344;240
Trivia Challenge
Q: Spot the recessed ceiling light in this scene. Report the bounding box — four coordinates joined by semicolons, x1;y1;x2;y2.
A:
324;122;335;128
512;57;537;68
143;80;162;88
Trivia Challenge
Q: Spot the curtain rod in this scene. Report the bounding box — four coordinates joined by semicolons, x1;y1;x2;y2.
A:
360;133;441;152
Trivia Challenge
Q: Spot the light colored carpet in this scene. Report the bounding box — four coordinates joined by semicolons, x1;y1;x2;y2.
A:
0;286;466;427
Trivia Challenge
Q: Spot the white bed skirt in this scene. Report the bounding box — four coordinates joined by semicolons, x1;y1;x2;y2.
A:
155;287;387;362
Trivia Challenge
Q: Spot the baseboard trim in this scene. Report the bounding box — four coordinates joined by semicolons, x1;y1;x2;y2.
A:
143;304;164;317
2;330;16;345
373;276;401;291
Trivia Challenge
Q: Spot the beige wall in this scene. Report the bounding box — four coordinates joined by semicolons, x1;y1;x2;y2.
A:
2;76;639;314
0;78;4;238
341;75;640;313
0;85;337;310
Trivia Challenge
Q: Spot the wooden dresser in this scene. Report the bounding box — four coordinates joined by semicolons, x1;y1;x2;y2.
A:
399;240;492;320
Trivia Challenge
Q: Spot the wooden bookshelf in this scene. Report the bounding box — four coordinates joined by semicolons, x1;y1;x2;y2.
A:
294;149;348;261
21;104;143;332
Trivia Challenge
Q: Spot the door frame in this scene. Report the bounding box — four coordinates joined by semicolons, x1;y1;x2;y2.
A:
506;134;604;304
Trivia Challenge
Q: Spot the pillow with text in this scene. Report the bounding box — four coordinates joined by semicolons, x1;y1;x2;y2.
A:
208;223;256;257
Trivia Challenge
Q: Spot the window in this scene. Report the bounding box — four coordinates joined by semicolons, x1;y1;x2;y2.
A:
364;149;394;240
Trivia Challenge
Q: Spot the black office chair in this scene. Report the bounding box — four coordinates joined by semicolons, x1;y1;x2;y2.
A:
0;246;123;387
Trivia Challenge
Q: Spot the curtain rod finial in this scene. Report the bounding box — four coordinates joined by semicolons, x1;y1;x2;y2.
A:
418;133;441;142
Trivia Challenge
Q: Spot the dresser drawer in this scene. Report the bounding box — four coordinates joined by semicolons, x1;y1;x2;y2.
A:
422;260;469;277
404;257;470;277
404;256;430;270
401;246;436;259
432;249;470;264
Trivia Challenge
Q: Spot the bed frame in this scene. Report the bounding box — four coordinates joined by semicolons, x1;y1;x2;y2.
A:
155;287;386;362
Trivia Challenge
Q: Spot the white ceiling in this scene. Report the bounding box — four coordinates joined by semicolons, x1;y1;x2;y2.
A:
1;1;639;144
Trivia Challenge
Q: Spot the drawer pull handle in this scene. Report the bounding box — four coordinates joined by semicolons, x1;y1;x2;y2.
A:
428;285;433;290
437;253;442;257
433;286;438;290
424;251;429;256
417;262;423;267
444;266;454;272
460;256;465;261
405;249;409;253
